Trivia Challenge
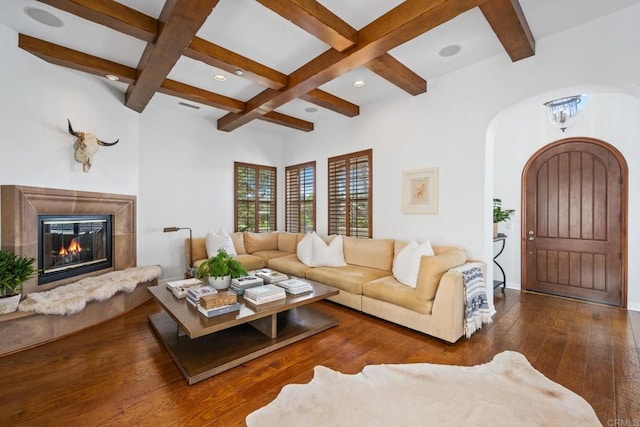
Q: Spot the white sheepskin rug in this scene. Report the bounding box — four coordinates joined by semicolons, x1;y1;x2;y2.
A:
246;351;601;427
18;265;161;316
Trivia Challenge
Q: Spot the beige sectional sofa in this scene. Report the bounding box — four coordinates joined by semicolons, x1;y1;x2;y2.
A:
186;231;476;343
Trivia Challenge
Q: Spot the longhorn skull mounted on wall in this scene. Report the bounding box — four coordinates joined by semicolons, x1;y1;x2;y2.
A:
67;119;119;172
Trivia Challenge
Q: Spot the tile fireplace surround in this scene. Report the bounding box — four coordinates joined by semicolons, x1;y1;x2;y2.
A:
0;185;136;296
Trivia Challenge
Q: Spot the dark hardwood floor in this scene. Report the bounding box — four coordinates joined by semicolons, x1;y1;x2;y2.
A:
0;290;638;426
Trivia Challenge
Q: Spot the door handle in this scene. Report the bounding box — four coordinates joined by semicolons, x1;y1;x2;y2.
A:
528;230;535;241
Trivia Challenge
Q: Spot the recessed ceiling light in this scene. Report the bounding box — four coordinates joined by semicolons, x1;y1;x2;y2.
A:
24;7;64;27
353;80;365;88
305;107;318;113
234;69;244;76
105;74;119;81
214;74;227;82
439;44;462;57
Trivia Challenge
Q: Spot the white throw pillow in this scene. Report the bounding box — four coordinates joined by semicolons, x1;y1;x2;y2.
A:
297;232;315;266
392;239;435;287
310;234;347;267
205;229;237;257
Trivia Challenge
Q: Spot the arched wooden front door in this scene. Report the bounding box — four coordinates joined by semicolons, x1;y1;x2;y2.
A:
521;138;627;307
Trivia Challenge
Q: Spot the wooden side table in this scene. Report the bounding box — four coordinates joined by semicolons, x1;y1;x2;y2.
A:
493;233;507;291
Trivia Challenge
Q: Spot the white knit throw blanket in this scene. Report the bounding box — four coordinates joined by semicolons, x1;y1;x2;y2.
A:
452;262;492;337
18;265;162;316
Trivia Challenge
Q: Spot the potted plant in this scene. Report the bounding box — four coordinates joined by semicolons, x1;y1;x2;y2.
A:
493;198;516;237
0;250;37;314
196;248;247;290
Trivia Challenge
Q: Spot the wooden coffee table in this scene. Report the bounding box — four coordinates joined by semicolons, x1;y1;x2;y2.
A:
148;281;339;384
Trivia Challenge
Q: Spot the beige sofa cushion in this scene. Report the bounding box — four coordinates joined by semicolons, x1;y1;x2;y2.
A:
277;232;301;253
244;232;278;253
235;254;266;270
414;248;467;302
305;265;391;295
267;254;312;277
188;237;208;268
343;237;395;271
363;275;433;314
250;250;290;263
231;232;246;255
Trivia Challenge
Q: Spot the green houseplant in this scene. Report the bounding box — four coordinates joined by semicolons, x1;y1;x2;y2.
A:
196;249;246;290
493;198;515;237
0;250;37;314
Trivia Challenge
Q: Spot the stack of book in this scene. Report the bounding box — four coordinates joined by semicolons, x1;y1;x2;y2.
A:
277;278;313;295
197;291;240;318
244;284;286;305
186;285;218;307
230;275;264;295
253;268;289;284
165;278;202;299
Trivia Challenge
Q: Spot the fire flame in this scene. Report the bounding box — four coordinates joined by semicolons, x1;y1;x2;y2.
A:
59;239;82;256
68;239;82;254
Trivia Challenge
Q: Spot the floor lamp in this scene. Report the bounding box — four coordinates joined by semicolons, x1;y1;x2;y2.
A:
163;226;193;277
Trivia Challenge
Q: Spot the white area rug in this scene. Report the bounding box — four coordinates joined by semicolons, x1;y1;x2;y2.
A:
18;265;161;316
246;351;600;427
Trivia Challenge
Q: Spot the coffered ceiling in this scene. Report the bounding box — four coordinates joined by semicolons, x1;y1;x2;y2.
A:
1;0;637;134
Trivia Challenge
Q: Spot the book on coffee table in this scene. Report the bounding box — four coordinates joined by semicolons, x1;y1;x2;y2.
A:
230;275;264;295
244;284;286;305
253;269;289;284
186;285;218;307
197;302;240;318
276;278;313;295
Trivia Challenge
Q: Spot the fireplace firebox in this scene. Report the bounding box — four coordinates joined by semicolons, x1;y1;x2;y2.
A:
38;215;112;285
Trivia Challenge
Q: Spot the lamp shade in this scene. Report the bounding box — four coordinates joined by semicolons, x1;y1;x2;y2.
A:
543;95;588;132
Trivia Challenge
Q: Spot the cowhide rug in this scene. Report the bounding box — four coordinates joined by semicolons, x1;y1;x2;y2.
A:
18;265;161;316
246;351;600;427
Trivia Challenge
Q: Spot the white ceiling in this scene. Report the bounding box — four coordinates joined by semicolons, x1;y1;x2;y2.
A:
1;0;638;134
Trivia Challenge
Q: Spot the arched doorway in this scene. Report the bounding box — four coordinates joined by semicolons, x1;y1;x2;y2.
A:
521;137;627;307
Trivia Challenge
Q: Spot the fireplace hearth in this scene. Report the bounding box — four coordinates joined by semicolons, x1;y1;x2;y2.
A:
1;186;136;295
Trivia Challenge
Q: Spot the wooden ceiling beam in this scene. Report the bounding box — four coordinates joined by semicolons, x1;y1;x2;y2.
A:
218;0;484;132
185;38;287;90
37;0;157;42
365;53;427;96
259;111;314;132
18;34;241;114
480;0;535;61
19;34;314;132
36;0;359;120
125;0;221;113
158;80;244;113
300;89;359;117
18;33;137;84
256;0;357;52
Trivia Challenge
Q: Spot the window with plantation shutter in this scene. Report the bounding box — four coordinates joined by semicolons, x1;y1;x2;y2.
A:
285;162;316;233
235;162;276;232
328;149;372;238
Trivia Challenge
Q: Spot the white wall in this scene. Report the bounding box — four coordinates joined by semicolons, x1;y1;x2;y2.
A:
137;105;284;280
281;4;640;310
0;25;139;195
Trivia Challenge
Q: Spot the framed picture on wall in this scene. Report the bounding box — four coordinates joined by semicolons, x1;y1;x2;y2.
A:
402;167;439;214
